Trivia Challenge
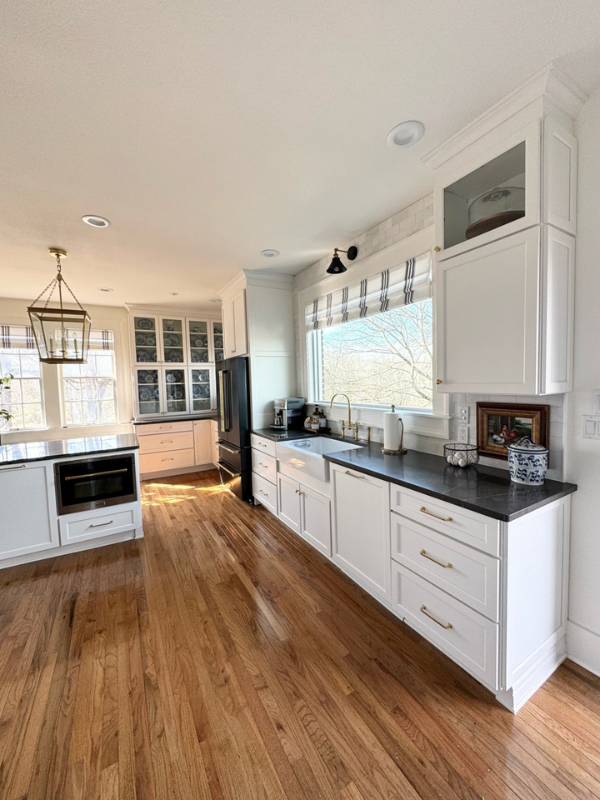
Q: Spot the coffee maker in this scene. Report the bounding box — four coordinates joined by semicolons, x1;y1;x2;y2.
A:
271;398;305;430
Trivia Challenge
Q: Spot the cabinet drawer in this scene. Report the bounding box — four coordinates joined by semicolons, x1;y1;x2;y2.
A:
139;448;195;475
251;434;276;458
253;472;277;515
391;513;499;621
136;420;193;436
392;562;498;689
59;505;139;545
138;431;194;454
252;449;277;482
390;485;500;556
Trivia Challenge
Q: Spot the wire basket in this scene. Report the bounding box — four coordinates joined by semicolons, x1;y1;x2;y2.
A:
444;442;478;468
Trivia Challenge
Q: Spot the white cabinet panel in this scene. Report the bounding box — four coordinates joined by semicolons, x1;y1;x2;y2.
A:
250;434;276;458
222;299;235;359
138;431;194;455
59;504;140;545
232;291;248;356
299;485;331;557
436;227;540;394
392;562;498;690
390;513;499;621
252;450;277;483
540;226;575;394
277;473;301;534
211;420;219;466
0;463;59;560
543;118;577;235
253;472;277;515
193;420;212;465
331;464;391;602
139;448;195;475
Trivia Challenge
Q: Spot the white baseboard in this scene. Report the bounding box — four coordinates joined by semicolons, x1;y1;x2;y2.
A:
567;620;600;677
495;635;566;713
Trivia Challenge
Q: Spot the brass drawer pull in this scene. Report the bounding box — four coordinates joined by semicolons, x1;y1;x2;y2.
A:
259;462;269;468
161;458;174;462
420;505;452;522
258;489;269;497
420;605;452;629
160;440;174;444
0;463;27;471
344;470;365;479
420;549;452;569
88;520;114;528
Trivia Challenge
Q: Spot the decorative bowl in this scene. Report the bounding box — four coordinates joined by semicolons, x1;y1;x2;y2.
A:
507;437;548;485
444;442;478;468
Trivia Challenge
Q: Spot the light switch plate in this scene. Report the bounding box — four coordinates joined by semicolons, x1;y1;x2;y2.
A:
582;415;600;439
458;425;469;443
457;405;470;424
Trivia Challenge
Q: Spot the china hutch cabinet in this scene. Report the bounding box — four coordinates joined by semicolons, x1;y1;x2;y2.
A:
128;308;222;419
426;65;581;396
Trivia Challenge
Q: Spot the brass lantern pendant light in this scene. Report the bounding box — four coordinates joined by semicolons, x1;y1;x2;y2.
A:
28;249;92;364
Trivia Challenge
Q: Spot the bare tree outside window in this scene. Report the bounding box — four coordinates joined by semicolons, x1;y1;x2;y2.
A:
313;299;432;409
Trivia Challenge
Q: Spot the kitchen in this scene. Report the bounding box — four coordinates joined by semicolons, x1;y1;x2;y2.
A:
1;4;599;799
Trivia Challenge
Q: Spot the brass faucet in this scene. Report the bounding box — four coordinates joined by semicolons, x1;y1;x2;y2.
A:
330;393;352;437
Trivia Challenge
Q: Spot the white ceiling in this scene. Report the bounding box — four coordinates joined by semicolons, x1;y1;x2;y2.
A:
2;0;600;309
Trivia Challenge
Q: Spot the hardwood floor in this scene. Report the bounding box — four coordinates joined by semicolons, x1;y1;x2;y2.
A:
0;470;598;800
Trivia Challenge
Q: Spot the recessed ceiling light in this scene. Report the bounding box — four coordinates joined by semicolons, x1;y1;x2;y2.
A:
98;287;113;292
82;215;111;228
387;120;425;148
260;249;280;257
208;298;221;304
170;292;179;296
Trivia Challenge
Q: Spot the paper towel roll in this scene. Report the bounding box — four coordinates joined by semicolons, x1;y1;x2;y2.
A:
383;406;401;451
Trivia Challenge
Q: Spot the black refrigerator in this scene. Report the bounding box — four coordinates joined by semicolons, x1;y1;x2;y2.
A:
216;356;252;501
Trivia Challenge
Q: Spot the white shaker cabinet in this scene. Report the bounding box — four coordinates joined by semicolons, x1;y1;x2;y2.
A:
435;225;574;395
299;485;331;557
277;473;301;534
331;464;391;602
193;420;212;466
0;462;59;560
222;290;248;359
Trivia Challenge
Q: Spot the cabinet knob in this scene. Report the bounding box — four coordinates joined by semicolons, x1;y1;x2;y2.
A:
436;379;442;385
434;246;441;253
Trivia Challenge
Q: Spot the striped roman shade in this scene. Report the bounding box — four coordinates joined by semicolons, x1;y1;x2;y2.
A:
0;325;113;351
305;251;432;331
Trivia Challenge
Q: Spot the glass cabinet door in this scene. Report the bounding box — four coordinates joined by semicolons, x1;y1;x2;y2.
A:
163;368;188;414
212;321;224;363
161;318;186;365
134;368;161;416
188;320;210;364
189;368;212;412
133;315;159;364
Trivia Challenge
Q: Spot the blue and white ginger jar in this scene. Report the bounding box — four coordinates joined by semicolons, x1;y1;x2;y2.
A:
507;437;548;485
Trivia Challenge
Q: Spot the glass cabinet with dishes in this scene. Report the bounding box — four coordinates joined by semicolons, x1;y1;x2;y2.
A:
132;315;160;364
187;320;210;364
161;317;186;365
134;367;161;417
163;368;188;414
212;321;224;362
189;368;213;412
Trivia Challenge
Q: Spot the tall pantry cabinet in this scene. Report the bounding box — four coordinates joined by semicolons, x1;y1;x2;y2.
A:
428;67;581;396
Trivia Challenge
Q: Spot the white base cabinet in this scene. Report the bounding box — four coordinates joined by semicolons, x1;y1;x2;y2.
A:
0;462;59;560
136;418;217;478
299;485;331;557
277;473;302;534
331;464;391;603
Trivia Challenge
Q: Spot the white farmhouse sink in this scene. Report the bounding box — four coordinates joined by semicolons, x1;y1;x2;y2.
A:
276;437;362;481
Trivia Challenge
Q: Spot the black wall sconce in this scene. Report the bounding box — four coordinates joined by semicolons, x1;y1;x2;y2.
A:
326;245;358;275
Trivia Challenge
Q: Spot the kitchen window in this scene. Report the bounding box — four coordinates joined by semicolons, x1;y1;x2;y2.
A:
61;330;118;426
306;251;433;411
0;325;45;431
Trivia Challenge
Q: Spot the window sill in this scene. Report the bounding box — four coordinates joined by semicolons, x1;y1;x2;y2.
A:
321;403;451;439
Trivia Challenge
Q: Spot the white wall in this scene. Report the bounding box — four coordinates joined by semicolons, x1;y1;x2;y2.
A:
0;297;133;443
565;87;600;675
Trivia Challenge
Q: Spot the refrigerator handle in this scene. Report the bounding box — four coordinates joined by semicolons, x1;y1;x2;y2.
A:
224;370;232;432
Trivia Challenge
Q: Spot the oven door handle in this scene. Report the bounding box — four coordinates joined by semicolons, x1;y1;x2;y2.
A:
218;461;240;479
64;468;128;481
218;442;239;455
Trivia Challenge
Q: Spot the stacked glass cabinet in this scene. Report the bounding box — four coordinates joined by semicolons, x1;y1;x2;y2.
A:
130;312;221;418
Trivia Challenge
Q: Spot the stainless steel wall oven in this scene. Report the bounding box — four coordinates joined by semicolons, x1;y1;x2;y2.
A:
55;453;137;515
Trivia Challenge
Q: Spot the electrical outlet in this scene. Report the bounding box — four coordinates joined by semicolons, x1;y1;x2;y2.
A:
457;405;470;424
458;425;469;443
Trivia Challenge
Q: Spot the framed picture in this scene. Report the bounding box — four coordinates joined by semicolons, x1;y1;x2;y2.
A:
476;402;549;460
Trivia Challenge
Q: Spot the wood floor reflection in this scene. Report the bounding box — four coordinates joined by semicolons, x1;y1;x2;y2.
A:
0;469;598;800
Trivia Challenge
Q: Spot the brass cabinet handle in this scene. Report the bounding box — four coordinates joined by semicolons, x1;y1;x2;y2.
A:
434;246;441;252
344;470;365;479
258;489;269;497
420;505;452;522
160;440;173;444
161;458;174;462
420;604;452;629
259;462;269;468
420;549;453;569
0;463;27;471
294;488;303;495
88;520;114;528
435;379;443;385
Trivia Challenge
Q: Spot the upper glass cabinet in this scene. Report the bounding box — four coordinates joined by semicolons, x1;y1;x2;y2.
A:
187;320;210;364
134;367;161;417
443;142;526;251
212;321;224;362
161;318;186;364
133;315;159;364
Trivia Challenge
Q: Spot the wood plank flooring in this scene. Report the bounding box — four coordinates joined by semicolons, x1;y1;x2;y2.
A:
0;469;598;800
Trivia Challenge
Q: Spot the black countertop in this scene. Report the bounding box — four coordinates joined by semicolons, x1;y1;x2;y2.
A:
134;414;219;425
253;428;318;442
0;434;139;466
322;445;577;522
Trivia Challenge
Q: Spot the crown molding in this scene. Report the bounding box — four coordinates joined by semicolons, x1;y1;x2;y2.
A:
422;62;588;171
